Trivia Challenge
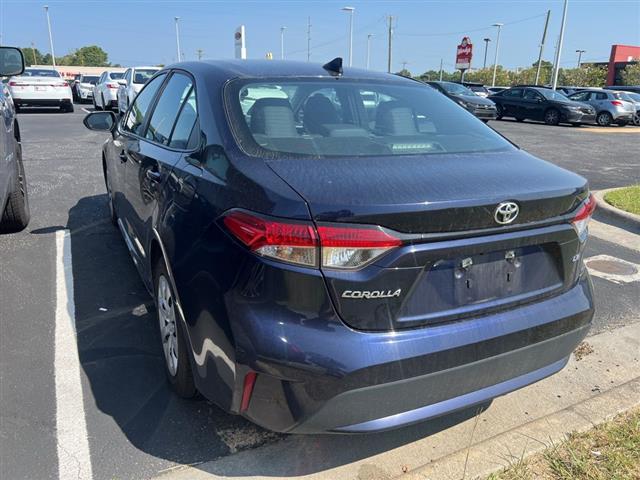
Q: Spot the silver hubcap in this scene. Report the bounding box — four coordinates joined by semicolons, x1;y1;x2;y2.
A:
158;275;178;376
597;114;609;126
547;111;557;122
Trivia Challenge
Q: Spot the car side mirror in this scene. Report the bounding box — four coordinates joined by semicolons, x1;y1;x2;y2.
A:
0;46;25;77
83;111;117;131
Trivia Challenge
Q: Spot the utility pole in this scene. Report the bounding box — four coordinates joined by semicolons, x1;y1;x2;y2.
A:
31;42;37;64
534;9;551;85
576;49;585;68
439;58;443;80
387;15;394;73
196;49;204;60
44;5;56;68
280;26;286;60
366;34;374;69
491;23;503;87
552;0;569;90
342;7;355;67
401;60;409;73
482;38;491;69
174;16;182;62
307;17;311;62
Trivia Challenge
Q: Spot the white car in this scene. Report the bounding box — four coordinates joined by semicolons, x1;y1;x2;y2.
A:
74;74;100;103
93;70;125;110
116;66;160;112
7;68;73;112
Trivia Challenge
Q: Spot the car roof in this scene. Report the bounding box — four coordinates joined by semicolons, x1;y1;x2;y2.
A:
173;59;409;84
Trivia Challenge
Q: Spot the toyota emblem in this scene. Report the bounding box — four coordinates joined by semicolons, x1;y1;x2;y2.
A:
494;201;519;225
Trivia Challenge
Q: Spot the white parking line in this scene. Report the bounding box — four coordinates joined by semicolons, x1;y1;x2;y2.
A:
81;107;92;114
55;230;94;480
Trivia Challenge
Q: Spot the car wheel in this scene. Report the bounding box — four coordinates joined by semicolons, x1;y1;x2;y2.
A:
481;119;489;123
596;111;612;126
515;117;525;123
103;167;117;226
93;96;101;111
14;104;21;113
0;150;30;233
154;262;197;398
616;120;629;127
633;113;640;126
543;109;560;125
61;103;74;113
495;104;504;120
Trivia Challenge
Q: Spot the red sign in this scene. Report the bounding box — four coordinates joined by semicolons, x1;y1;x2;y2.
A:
456;37;473;70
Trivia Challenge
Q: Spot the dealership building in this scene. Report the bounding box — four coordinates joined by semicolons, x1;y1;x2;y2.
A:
593;44;640;86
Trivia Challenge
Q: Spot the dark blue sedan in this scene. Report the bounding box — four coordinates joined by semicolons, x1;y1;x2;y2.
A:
83;59;595;433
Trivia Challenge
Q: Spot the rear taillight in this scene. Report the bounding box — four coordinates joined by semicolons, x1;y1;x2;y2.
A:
107;83;119;89
8;81;28;86
611;100;623;107
223;210;318;267
317;224;401;269
53;82;68;87
222;210;402;269
571;193;596;240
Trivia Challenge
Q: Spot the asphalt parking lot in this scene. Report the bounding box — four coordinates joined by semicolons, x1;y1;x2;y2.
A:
1;106;639;480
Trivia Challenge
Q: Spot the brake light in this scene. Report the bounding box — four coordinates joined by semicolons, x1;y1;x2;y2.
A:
52;82;68;87
611;101;623;106
222;210;402;269
223;210;318;267
8;81;28;86
571;194;596;240
107;83;119;89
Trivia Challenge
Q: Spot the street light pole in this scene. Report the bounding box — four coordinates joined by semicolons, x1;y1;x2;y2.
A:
43;5;56;68
342;7;355;67
280;27;286;60
482;37;491;69
551;0;569;90
366;33;373;69
576;49;585;68
174;16;182;62
534;10;551;85
491;23;503;87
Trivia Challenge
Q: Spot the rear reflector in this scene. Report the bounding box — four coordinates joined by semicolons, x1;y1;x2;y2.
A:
240;371;257;413
222;210;402;269
571;193;596;240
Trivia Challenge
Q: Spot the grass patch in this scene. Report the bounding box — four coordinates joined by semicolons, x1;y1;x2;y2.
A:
605;185;640;215
488;408;640;480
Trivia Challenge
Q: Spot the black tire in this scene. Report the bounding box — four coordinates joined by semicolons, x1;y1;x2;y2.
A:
596;111;612;126
481;119;489;123
515;117;525;123
0;149;30;233
616;120;629;127
153;261;197;398
93;96;101;111
633;114;640;126
60;103;74;113
14;104;21;113
103;165;117;226
543;109;560;126
570;123;582;127
495;104;504;120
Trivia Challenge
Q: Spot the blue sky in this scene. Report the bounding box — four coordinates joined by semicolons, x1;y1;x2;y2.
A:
1;0;639;73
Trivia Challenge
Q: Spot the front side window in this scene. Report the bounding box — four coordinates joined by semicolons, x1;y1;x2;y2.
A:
225;78;514;158
122;73;166;136
569;91;589;101
502;88;523;98
145;73;193;145
169;89;198;149
523;89;543;101
109;72;125;80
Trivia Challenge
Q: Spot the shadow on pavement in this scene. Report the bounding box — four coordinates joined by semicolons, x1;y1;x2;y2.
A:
64;194;492;478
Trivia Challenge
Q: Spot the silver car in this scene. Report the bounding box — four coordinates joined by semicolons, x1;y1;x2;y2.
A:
568;89;635;126
619;91;640;126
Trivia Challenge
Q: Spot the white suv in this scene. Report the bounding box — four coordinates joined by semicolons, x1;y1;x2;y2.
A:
117;66;160;113
93;70;125;110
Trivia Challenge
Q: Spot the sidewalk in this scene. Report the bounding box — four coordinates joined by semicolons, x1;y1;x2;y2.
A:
156;321;640;480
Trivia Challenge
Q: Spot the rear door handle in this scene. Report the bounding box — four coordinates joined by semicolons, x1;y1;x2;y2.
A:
146;169;162;182
119;151;128;163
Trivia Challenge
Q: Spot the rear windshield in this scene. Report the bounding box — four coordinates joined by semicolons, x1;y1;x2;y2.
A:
468;85;488;94
108;72;124;80
225;78;513;159
23;69;60;77
439;82;474;96
133;69;159;84
82;76;99;84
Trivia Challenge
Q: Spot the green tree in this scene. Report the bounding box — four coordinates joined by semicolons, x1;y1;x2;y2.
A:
621;60;640;85
464;67;511;86
396;68;412;78
63;45;109;66
19;46;46;66
559;64;607;87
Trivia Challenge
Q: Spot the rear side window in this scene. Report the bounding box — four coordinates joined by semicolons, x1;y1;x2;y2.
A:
145;73;193;146
122;73;166;136
594;92;608;100
169;89;198;149
523;89;542;100
569;91;589;101
502;88;523;98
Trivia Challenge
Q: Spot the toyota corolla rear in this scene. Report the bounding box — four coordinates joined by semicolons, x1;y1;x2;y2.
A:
209;73;595;433
8;69;72;107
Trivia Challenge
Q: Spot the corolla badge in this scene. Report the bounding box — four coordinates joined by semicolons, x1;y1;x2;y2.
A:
494;201;519;225
342;289;402;299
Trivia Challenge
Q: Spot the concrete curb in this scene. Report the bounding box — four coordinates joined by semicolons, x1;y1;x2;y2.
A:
154;322;640;480
594;188;640;226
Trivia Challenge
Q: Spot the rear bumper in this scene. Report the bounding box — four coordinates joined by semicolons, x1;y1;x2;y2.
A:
238;273;593;433
471;108;498;120
13;98;72;107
